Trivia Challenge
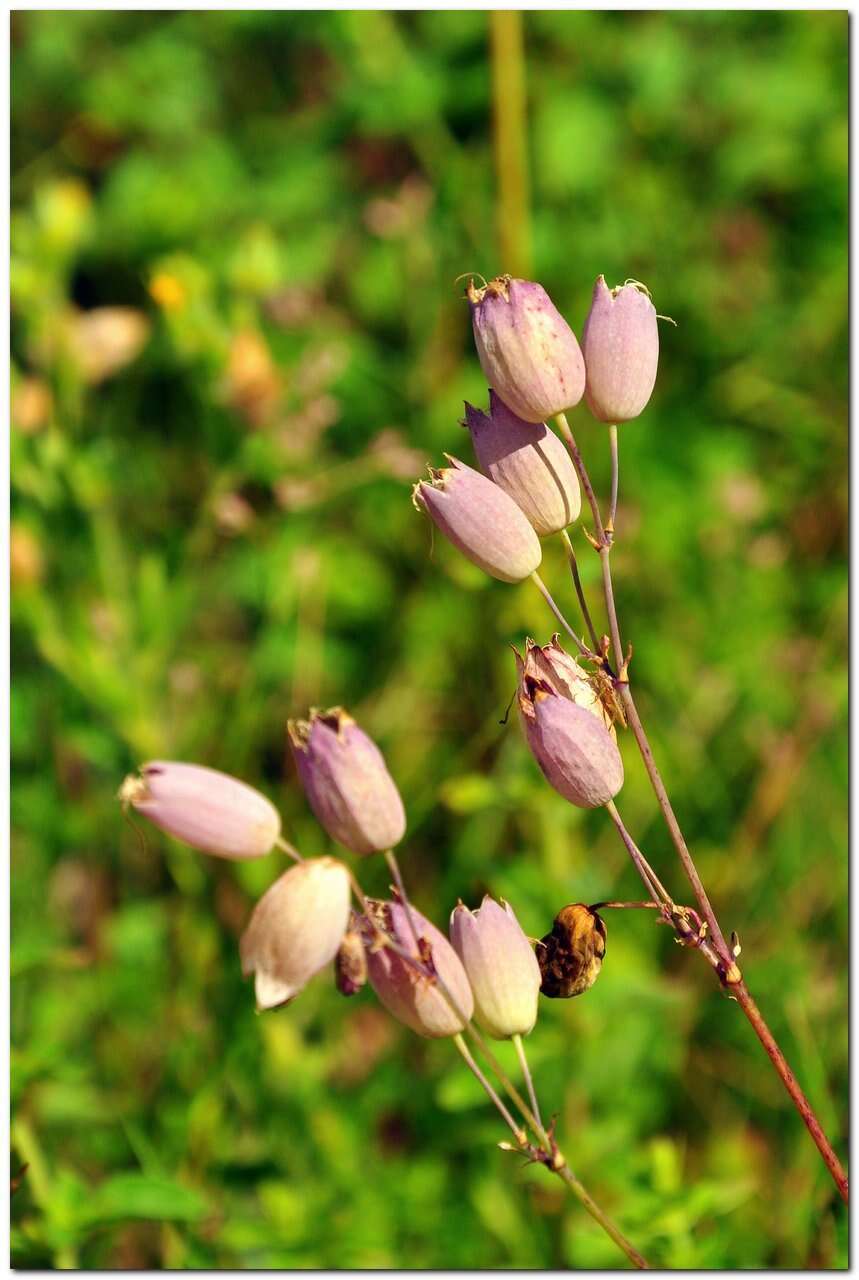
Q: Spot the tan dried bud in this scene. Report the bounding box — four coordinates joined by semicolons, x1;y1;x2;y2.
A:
335;928;368;996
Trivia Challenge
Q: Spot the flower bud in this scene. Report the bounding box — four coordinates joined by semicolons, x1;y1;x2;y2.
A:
335;927;368;997
515;635;616;737
239;856;352;1009
517;673;624;809
412;455;541;584
537;903;606;998
449;896;541;1039
362;899;474;1038
464;392;581;537
581;276;659;423
288;707;406;856
467;275;585;424
119;761;281;860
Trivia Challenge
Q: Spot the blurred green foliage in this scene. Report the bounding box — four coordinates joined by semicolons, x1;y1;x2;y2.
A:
11;10;847;1269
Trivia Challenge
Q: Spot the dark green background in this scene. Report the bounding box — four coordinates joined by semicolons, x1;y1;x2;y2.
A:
11;10;847;1269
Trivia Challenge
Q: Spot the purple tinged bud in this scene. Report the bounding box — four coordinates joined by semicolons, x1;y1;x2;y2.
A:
412;455;541;583
582;276;659;423
288;707;406;856
464;392;581;537
119;761;281;860
515;635;616;738
362;899;474;1038
467;276;586;424
517;671;624;809
449;896;541;1039
239;856;352;1009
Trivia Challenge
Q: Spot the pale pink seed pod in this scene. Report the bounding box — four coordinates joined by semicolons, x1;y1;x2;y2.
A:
464;392;581;537
239;856;352;1009
288;707;406;856
515;635;616;737
582;276;659;424
449;896;541;1039
467;276;585;424
363;899;474;1039
412;455;541;584
517;676;624;809
120;761;281;860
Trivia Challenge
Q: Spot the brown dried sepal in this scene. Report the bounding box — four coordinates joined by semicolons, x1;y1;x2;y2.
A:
537;903;607;999
335;929;368;997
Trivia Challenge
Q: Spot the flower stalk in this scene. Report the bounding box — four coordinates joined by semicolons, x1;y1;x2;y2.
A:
552;409;848;1204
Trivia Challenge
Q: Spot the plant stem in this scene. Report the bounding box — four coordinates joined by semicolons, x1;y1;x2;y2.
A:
454;1032;526;1143
731;983;848;1203
607;424;619;537
373;860;652;1265
555;412;606;542
530;571;592;659
384;848;425;955
512;1033;542;1132
560;529;601;651
554;1164;651;1270
604;800;674;911
489;11;531;278
553;409;849;1203
275;835;303;862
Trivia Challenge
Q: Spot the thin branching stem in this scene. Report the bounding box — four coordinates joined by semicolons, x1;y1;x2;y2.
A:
530;571;592;659
275;836;304;862
607;423;619;537
512;1033;542;1132
453;1033;526;1142
551;409;848;1203
366;857;652;1265
559;529;601;651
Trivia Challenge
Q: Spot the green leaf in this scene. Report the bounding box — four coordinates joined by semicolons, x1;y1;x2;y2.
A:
81;1174;209;1226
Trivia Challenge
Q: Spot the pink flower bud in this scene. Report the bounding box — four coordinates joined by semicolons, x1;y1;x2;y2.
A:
239;856;352;1009
515;635;616;737
517;672;624;809
362;899;474;1038
119;761;281;860
582;276;659;423
464;392;581;537
412;455;541;583
288;707;406;856
467;276;585;424
449;896;541;1039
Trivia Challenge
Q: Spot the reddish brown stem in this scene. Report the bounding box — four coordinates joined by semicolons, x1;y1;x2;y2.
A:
553;409;848;1204
733;982;848;1203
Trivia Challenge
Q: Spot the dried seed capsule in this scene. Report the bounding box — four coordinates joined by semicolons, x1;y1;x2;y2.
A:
517;671;624;809
362;898;474;1039
288;707;406;856
449;896;541;1039
335;928;368;997
467;275;585;424
464;393;581;537
582;276;659;424
119;761;281;860
537;903;606;998
515;635;617;736
239;856;352;1009
413;455;541;584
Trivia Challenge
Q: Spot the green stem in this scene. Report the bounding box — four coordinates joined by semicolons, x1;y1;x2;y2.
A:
453;1032;525;1143
512;1032;542;1134
489;11;531;277
607;423;619;538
